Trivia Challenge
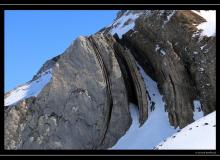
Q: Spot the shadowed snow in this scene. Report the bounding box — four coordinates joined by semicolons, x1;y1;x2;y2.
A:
111;63;177;149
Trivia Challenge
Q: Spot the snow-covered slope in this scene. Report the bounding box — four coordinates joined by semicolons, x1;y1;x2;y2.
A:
111;62;215;150
111;63;177;149
110;10;216;150
108;10;216;40
155;111;216;150
5;69;52;106
192;10;216;37
110;11;143;39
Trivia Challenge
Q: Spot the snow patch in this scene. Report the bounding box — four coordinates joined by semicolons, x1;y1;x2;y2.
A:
160;50;166;56
200;44;207;50
155;44;166;56
110;12;142;39
155;44;160;52
192;10;216;37
155;111;216;150
193;100;204;120
163;10;176;28
193;51;198;55
5;69;52;106
198;67;205;72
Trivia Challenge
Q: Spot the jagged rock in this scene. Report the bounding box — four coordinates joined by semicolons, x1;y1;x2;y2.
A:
5;34;144;149
117;10;215;128
112;35;148;126
4;97;36;150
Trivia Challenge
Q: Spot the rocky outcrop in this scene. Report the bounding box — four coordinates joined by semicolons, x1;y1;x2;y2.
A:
115;10;216;128
112;37;148;125
4;97;36;149
4;33;148;149
4;10;215;149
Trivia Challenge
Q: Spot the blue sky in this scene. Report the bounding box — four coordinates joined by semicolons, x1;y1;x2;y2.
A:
5;10;118;92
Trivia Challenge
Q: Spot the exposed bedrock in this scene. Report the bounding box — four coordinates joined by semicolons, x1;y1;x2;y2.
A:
118;10;216;128
4;33;148;149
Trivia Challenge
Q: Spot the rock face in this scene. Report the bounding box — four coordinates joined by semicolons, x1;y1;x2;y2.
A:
4;33;148;149
5;10;216;149
112;38;148;125
112;10;216;128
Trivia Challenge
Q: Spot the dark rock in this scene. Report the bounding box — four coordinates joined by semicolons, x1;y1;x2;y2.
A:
150;101;156;111
112;39;148;126
118;10;215;128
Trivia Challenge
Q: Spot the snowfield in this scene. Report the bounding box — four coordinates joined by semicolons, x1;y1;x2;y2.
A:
155;111;216;150
5;69;52;106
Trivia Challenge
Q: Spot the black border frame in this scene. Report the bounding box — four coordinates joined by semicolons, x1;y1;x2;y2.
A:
0;0;220;4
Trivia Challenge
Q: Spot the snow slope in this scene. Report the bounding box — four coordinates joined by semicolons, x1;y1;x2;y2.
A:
109;10;216;39
5;69;52;106
192;10;216;37
111;63;177;149
155;111;216;150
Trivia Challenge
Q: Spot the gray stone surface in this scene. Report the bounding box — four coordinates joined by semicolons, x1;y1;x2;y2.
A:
112;39;148;126
5;34;132;149
119;10;216;128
